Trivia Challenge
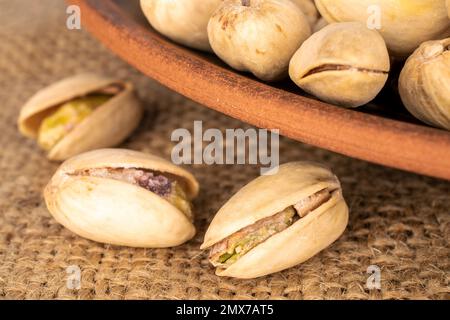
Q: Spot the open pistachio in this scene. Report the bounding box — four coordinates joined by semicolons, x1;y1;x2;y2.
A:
201;162;349;279
289;22;390;108
315;0;450;57
207;0;311;81
140;0;223;51
291;0;319;29
399;38;450;130
18;73;143;161
44;148;199;248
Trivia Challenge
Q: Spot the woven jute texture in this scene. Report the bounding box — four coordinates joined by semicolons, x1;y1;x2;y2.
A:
0;1;449;300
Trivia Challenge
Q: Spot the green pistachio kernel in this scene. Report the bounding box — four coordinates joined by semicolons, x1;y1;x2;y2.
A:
37;94;111;150
219;252;234;263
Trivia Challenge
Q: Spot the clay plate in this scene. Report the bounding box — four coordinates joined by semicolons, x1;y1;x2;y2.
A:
69;0;450;180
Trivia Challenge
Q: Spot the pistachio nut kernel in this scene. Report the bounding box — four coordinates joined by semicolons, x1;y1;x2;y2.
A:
77;167;193;219
209;188;333;268
38;94;111;150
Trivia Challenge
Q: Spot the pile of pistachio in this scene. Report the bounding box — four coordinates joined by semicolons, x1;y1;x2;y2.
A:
141;0;450;130
15;0;449;280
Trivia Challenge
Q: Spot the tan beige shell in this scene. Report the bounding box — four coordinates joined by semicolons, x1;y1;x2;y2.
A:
207;0;311;81
18;73;143;161
289;22;390;108
447;0;450;18
201;162;349;279
315;0;450;57
399;38;450;130
140;0;223;51
313;17;328;33
44;148;199;248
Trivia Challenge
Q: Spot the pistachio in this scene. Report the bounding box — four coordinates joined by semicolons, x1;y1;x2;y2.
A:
313;17;328;33
447;0;450;18
207;0;311;81
399;38;450;130
291;0;319;29
140;0;223;51
201;162;349;279
289;22;390;108
44;148;199;248
37;94;110;151
314;0;450;57
18;73;143;161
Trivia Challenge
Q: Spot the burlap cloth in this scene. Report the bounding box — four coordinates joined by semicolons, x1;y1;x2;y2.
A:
0;0;448;300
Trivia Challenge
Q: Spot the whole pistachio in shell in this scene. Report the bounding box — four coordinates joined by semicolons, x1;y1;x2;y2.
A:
314;0;450;57
201;162;349;279
399;38;450;130
44;148;199;248
291;0;319;29
140;0;223;51
289;22;390;108
18;73;143;161
207;0;311;81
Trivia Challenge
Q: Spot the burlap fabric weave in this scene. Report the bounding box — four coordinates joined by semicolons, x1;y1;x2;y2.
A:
0;0;449;300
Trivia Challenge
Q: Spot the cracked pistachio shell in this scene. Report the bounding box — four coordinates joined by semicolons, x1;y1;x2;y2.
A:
44;148;199;248
289;22;390;108
140;0;223;51
315;0;450;57
201;162;349;279
399;38;450;130
291;0;319;28
207;0;311;81
18;73;143;161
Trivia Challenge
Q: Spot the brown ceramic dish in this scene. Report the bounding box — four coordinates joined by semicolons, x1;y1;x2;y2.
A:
70;0;450;180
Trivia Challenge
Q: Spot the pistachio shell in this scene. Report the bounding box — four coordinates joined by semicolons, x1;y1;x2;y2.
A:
315;0;450;57
207;0;311;81
140;0;223;51
313;17;328;33
18;73;143;161
399;38;450;130
289;22;390;108
44;148;199;247
201;162;348;278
